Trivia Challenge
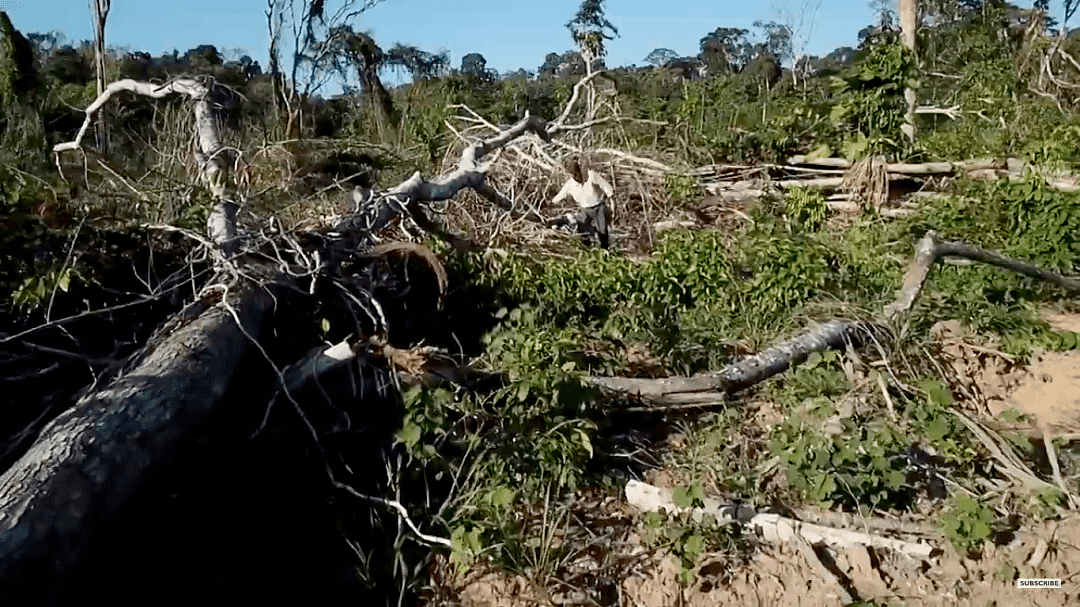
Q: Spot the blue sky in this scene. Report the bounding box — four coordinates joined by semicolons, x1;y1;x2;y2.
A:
0;0;1060;78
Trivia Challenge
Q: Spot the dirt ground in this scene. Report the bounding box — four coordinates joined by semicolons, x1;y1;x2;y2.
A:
440;311;1080;607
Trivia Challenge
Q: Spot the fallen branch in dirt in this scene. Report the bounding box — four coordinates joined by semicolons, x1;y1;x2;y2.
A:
591;231;1080;408
794;506;936;538
624;480;935;559
591;319;877;406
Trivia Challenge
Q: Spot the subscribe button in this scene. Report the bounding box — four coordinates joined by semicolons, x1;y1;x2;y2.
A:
1017;579;1062;589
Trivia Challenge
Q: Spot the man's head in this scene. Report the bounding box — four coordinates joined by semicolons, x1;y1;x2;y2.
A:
564;156;587;182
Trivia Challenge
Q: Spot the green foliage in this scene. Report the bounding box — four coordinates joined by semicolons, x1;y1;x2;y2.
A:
907;379;978;464
770;351;910;511
0;13;45;170
483;219;891;374
830;38;917;158
909;178;1080;351
1022;123;1080;171
0;11;38;105
399;306;599;572
784;186;827;231
663;172;698;202
768;359;981;512
11;263;81;310
940;494;995;554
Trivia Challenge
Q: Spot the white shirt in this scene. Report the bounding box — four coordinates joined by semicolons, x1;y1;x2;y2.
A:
553;170;614;209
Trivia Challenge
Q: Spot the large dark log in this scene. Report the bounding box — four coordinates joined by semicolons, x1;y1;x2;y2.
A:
0;289;271;597
0;74;574;600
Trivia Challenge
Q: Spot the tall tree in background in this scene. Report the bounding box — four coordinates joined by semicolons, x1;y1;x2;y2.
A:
566;0;618;69
899;0;917;140
91;0;110;152
385;43;448;82
753;20;794;66
319;26;397;140
699;27;751;74
642;48;679;67
460;52;493;81
566;0;617;120
538;52;561;77
264;0;386;140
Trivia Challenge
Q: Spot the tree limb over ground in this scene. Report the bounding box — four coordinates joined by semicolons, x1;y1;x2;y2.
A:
54;78;243;257
592;231;1080;409
0;73;580;598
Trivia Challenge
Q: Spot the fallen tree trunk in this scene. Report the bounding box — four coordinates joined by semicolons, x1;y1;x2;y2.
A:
0;74;573;598
787;156;1008;174
0;294;270;595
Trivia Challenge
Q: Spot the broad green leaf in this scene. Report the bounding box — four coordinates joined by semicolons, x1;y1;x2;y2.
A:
672;486;691;509
396;422;421;448
489;486;515;508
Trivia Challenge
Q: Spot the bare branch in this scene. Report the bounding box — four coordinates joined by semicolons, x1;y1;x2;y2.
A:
551;70;604;127
53;78;241;256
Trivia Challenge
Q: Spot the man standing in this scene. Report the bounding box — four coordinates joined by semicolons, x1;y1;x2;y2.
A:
550;156;614;249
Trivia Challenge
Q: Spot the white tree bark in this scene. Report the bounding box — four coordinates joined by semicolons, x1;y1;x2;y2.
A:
54;79;241;257
899;0;918;141
625;480;935;559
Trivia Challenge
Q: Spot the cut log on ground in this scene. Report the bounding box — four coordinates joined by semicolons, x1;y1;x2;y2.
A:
624;480;935;559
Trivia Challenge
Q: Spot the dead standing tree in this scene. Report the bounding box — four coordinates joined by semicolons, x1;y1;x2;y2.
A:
265;0;386;141
0;75;552;599
91;0;110;151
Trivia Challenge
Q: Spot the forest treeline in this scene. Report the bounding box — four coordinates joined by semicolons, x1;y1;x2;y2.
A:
2;1;1078;177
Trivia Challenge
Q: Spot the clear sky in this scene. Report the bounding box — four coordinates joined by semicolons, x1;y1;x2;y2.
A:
0;0;1059;78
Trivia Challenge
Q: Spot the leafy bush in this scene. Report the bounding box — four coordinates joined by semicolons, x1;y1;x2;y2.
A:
830;37;917;159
